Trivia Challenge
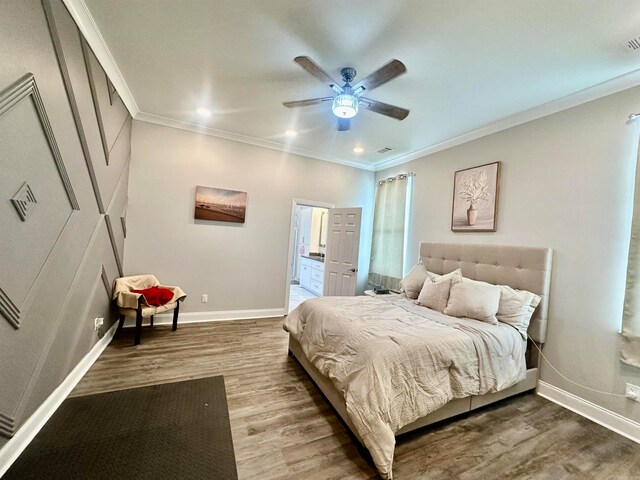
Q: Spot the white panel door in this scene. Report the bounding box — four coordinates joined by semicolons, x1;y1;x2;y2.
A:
323;208;362;296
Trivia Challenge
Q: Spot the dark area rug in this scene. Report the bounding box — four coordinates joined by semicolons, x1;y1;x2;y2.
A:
5;376;238;480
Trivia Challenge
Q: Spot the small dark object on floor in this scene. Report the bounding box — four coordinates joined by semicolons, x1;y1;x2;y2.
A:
5;376;237;480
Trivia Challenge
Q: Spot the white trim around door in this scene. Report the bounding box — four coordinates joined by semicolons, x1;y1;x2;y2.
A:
284;198;335;314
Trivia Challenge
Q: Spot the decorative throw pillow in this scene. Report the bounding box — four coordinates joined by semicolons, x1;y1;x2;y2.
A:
443;277;501;324
428;268;463;285
416;278;452;312
131;286;174;306
496;285;541;338
400;261;429;299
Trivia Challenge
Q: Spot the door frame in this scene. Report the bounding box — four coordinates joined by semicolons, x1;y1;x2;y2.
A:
284;198;335;313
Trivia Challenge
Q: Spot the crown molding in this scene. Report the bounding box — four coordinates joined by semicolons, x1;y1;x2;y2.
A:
139;64;640;174
374;67;640;172
62;0;640;173
61;0;139;117
134;111;376;171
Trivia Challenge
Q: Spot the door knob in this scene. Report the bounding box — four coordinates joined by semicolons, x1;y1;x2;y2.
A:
349;268;358;273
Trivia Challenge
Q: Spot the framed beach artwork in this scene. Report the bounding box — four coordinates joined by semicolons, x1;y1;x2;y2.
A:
194;186;247;223
451;161;500;232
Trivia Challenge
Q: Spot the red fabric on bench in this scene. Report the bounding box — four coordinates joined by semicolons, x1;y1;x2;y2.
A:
130;286;174;306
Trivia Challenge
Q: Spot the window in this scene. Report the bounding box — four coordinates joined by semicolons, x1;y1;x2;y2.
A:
368;173;412;291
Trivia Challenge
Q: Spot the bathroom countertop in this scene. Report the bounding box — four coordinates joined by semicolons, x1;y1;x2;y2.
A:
301;254;325;263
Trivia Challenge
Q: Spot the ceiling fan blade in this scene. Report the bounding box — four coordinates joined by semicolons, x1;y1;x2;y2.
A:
283;97;333;108
337;118;351;131
294;56;342;92
352;59;406;93
360;98;409;120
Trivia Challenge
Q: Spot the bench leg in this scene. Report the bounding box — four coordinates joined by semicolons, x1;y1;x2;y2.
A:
172;301;179;331
134;306;143;346
115;314;125;338
150;315;154;327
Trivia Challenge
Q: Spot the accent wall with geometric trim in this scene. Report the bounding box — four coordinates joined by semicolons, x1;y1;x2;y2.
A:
0;0;131;446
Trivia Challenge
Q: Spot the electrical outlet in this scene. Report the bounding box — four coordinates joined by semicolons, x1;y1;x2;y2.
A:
626;383;640;402
94;317;104;332
201;294;208;303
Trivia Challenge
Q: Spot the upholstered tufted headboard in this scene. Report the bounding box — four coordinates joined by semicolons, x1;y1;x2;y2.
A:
419;242;553;343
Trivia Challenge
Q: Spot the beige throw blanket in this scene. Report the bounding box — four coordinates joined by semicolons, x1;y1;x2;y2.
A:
112;274;186;308
283;295;526;479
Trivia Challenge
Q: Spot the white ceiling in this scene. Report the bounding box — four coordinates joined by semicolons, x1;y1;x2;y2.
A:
79;0;640;170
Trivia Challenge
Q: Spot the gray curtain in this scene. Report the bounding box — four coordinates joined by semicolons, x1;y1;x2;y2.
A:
622;139;640;368
368;175;410;291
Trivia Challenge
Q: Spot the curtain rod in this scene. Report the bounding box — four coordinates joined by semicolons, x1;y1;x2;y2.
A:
377;172;415;185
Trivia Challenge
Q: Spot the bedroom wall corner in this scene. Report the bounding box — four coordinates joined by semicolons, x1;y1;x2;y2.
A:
376;85;640;427
124;120;375;316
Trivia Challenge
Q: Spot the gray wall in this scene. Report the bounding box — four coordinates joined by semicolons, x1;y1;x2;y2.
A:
126;121;375;314
378;86;640;423
0;0;130;446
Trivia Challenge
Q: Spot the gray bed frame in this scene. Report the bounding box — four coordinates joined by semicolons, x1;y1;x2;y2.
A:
288;242;553;444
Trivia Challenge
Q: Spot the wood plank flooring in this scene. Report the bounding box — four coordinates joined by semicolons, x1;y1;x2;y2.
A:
73;318;640;479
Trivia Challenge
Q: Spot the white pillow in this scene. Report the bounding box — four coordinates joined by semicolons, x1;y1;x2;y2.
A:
444;277;501;324
416;277;452;312
428;268;463;284
497;286;541;338
400;261;429;299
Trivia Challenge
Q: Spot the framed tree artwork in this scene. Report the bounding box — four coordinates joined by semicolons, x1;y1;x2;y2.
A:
451;161;500;232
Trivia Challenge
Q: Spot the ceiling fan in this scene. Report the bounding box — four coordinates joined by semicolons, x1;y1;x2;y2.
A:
283;56;409;131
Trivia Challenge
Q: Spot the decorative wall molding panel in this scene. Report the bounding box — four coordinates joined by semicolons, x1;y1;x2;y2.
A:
106;74;118;106
10;183;37;222
0;0;131;454
111;116;130;156
60;0;138;116
100;264;111;297
0;414;16;439
80;38;110;165
0;72;82;329
104;214;123;276
0;288;20;330
0;73;79;210
43;0;105;213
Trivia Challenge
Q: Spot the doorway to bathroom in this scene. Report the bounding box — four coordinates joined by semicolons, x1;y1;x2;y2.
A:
285;199;333;313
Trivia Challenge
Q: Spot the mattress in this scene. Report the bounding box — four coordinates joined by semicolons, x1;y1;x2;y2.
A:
283;294;527;480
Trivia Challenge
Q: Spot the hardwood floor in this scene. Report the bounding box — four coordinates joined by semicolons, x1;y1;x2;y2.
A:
73;318;640;479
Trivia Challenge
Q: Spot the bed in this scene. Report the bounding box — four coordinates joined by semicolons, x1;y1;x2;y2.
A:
283;242;553;479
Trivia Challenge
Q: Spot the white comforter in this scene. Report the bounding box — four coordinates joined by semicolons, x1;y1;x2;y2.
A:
283;295;526;479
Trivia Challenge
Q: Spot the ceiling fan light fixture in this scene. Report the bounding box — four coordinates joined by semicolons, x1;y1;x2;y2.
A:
332;94;359;119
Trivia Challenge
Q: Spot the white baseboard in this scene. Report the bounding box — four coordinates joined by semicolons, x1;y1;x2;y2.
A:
0;322;118;477
121;307;286;328
537;380;640;445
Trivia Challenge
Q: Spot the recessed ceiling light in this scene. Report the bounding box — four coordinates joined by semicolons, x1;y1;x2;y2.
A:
353;146;364;153
284;129;298;137
196;107;211;117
